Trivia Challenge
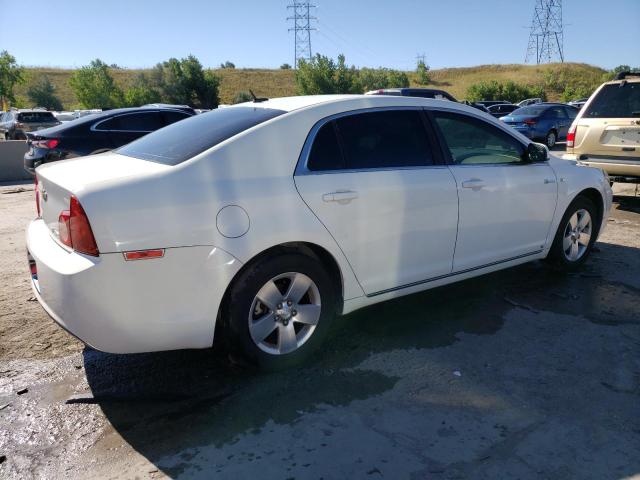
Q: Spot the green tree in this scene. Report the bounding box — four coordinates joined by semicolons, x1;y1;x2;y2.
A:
69;59;124;108
416;59;430;85
0;50;25;107
466;80;546;103
220;61;235;69
26;75;63;110
358;67;410;91
295;54;360;95
152;55;220;108
280;63;292;70
124;73;161;107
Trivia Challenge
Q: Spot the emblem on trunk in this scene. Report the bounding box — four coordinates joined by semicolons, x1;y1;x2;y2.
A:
41;187;47;202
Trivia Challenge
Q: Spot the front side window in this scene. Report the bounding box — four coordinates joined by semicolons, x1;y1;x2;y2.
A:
433;111;525;165
118;106;285;165
545;107;567;119
334;110;433;169
584;83;640;118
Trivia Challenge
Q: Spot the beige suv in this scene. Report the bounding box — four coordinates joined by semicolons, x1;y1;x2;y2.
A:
564;72;640;182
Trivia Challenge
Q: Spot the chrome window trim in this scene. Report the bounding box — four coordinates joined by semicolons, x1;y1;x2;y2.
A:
90;109;186;133
294;106;441;176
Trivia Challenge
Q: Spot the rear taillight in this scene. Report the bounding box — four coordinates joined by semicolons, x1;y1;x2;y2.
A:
35;175;41;217
524;119;537;126
57;196;99;256
32;139;59;149
58;210;71;247
567;125;576;148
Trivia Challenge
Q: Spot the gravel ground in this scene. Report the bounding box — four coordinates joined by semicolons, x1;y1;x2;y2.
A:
0;179;639;479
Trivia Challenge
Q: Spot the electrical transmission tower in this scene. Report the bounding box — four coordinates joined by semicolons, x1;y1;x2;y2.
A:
525;0;564;64
287;2;317;68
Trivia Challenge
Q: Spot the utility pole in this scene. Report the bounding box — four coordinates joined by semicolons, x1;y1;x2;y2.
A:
525;0;564;64
287;2;317;69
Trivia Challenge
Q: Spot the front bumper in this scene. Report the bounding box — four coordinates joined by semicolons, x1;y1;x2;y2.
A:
26;219;243;354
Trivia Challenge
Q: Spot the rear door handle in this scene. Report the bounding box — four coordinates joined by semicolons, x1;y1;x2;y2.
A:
461;178;485;190
322;190;358;203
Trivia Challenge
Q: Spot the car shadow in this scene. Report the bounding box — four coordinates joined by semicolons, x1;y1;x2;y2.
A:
613;192;640;214
82;241;640;476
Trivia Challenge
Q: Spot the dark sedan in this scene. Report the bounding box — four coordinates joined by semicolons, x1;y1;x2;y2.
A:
500;103;579;148
24;107;193;174
487;103;519;118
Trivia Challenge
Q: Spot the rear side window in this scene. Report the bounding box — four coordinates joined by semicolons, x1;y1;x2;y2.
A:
433;111;525;165
334;110;433;169
117;106;285;165
161;110;190;125
17;112;56;123
584;83;640;118
308;122;344;171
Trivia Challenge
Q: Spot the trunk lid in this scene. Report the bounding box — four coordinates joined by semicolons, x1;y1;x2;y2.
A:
36;152;170;240
572;118;640;158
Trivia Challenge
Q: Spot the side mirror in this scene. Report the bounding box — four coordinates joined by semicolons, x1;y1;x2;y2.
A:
527;142;548;163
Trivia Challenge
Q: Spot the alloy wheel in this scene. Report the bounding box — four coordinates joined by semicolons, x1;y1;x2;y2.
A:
248;272;322;355
546;131;556;148
562;208;592;261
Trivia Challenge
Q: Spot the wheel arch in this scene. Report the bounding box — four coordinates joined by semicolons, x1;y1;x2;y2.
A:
214;241;345;343
575;187;604;229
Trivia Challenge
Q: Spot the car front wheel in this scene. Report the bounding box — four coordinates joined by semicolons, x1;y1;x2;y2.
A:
547;196;599;270
224;251;336;369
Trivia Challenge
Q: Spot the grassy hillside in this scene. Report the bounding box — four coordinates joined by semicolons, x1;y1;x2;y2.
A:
14;62;606;110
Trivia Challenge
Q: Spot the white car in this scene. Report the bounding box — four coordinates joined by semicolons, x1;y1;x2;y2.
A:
27;95;613;368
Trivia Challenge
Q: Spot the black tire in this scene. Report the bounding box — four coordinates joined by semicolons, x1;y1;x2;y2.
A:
547;195;599;271
223;251;337;370
545;129;557;149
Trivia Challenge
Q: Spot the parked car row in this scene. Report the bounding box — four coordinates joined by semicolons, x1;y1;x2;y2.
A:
0;110;61;140
23;106;194;173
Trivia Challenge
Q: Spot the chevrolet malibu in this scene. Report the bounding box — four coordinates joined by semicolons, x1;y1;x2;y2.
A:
27;95;612;369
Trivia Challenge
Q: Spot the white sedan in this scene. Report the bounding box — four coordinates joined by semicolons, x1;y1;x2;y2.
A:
27;95;613;368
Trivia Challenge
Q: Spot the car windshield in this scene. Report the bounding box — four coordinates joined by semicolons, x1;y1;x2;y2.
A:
17;112;56;122
583;83;640;118
117;106;286;165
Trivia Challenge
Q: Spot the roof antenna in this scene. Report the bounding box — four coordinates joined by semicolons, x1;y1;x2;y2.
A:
249;89;268;103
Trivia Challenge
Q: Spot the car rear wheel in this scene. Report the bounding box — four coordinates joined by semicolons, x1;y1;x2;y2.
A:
547;196;599;270
545;130;557;148
224;251;336;370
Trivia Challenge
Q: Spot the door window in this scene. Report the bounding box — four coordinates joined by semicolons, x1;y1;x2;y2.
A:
433;111;525;165
546;107;567;119
334;110;433;169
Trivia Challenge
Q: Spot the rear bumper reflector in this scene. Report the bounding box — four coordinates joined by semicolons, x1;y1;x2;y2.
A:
123;249;165;261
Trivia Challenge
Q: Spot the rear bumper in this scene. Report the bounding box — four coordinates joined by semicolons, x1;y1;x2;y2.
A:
26;219;243;353
563;153;640;179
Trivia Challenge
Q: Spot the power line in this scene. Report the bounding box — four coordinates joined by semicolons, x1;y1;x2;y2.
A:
525;0;564;64
287;2;317;68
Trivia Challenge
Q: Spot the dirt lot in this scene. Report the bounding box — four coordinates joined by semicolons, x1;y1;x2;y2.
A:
1;179;639;479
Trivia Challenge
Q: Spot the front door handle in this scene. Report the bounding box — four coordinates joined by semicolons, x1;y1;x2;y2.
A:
322;190;358;203
461;178;485;190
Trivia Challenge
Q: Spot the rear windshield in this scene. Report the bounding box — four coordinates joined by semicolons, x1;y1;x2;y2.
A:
117;106;286;165
584;83;640;118
511;106;547;116
17;112;56;122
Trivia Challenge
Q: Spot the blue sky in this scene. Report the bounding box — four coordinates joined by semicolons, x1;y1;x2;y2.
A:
0;0;638;70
